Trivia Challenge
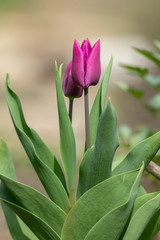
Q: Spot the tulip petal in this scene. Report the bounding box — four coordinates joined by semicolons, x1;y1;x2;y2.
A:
72;40;85;87
81;39;91;59
63;61;83;98
85;40;101;87
62;62;72;95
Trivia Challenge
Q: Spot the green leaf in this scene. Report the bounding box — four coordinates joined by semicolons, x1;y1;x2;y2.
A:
101;56;113;111
116;81;144;99
130;192;160;239
113;131;160;175
150;213;160;239
137;185;146;197
1;201;35;240
62;168;142;240
0;139;37;240
55;62;76;195
15;129;70;212
0;138;16;180
6;76;69;211
90;56;113;146
77;99;119;198
0;198;60;240
122;193;160;240
0;174;67;236
84;164;144;240
131;192;159;217
134;47;160;67
121;64;148;77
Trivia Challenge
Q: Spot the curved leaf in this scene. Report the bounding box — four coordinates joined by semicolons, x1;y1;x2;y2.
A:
113;131;160;175
90;56;113;146
84;164;144;240
77;99;119;198
130;192;160;240
6;75;67;193
0;198;60;240
0;139;37;240
62;168;142;240
132;192;159;216
122;193;160;240
55;62;76;195
16;129;70;212
1;193;32;240
0;174;66;236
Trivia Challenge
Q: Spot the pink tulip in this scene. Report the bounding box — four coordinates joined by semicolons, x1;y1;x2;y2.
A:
72;39;101;88
62;61;83;98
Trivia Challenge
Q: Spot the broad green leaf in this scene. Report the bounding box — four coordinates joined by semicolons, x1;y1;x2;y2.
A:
90;56;113;146
0;198;60;240
6;76;69;211
0;174;67;236
137;186;146;197
0;139;37;240
151;214;160;239
121;64;148;77
84;164;144;240
148;93;160;110
130;192;160;239
1;191;32;240
6;75;68;191
62;168;142;240
55;62;76;194
15;129;70;212
131;192;159;217
122;193;160;240
116;81;144;99
134;47;160;67
112;131;160;175
77;99;119;198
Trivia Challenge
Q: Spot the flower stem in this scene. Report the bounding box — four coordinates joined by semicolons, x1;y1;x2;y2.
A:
69;99;73;122
84;88;91;150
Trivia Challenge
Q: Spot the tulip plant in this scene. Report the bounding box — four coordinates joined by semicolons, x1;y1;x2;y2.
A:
1;39;160;240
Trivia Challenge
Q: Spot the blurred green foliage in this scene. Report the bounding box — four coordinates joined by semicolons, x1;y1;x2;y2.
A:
117;40;160;168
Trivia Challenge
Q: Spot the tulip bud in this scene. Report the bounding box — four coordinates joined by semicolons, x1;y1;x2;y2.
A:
72;39;101;88
62;61;83;99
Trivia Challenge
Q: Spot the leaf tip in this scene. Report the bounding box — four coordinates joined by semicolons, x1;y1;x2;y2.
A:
6;74;10;86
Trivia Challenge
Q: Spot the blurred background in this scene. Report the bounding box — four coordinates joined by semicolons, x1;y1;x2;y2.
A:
0;0;160;239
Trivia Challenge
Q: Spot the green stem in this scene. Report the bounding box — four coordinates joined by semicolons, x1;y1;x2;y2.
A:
84;88;91;150
69;99;73;123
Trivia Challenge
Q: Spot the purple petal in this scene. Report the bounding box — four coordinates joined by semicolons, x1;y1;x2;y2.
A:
85;39;101;87
63;61;83;98
72;40;85;87
81;39;91;59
